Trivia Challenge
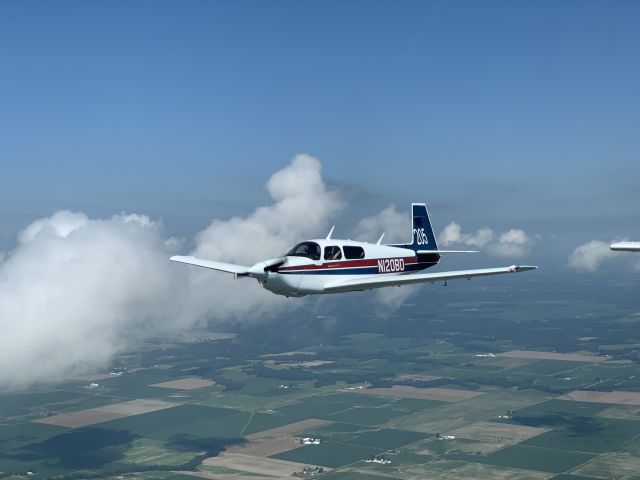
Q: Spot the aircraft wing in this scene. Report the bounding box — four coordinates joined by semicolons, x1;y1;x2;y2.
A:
323;265;537;293
610;242;640;252
170;256;250;275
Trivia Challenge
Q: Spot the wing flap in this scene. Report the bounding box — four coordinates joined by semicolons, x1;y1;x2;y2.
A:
170;256;250;275
323;265;537;293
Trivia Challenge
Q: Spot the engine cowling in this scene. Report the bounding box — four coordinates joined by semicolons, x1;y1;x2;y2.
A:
247;257;286;279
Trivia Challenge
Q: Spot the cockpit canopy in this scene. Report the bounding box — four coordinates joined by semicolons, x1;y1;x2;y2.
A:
286;241;321;261
286;241;367;261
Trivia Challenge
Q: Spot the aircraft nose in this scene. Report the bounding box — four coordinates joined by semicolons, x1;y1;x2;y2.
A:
247;257;286;278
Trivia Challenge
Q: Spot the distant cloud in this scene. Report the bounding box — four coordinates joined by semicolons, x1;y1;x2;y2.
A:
439;222;494;248
567;240;617;271
439;223;535;258
374;284;421;308
487;229;535;258
352;204;407;244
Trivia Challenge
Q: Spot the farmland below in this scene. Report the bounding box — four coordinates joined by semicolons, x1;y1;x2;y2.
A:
2;273;640;479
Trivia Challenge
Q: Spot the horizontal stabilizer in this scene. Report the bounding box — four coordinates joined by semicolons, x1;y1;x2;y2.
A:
417;250;479;254
323;265;537;293
170;256;250;275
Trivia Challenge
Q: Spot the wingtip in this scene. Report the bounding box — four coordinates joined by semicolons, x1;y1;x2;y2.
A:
516;265;538;272
170;255;191;262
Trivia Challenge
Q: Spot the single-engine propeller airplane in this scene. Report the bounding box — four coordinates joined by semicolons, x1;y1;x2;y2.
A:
171;203;537;297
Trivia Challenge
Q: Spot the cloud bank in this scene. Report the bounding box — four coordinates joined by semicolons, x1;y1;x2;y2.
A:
438;223;535;258
0;211;186;389
0;154;343;389
439;222;494;248
487;229;535;258
0;153;549;389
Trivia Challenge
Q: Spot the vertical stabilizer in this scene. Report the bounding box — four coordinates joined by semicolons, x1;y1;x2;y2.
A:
410;203;438;251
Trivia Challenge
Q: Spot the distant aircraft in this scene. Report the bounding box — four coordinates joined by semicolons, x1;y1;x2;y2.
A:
610;242;640;252
171;203;537;297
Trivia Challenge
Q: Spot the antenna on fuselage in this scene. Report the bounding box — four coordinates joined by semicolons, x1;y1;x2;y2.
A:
376;233;385;245
326;225;335;240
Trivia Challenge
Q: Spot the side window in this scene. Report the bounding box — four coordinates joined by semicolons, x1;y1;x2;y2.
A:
324;246;342;261
343;246;365;259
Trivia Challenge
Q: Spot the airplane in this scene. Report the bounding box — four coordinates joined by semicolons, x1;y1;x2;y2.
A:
610;242;640;252
170;203;537;297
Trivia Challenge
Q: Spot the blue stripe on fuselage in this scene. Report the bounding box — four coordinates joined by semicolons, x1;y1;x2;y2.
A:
277;261;437;275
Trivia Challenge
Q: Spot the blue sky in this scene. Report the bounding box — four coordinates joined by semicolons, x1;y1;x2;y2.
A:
1;0;639;261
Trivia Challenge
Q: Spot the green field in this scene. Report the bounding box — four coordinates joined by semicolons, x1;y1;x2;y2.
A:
460;444;595;473
511;360;586;375
276;396;356;417
328;405;408;425
124;438;205;465
0;422;68;444
548;475;596;480
272;440;380;468
523;417;640;453
275;391;446;427
322;472;395;480
97;404;248;440
307;421;375;434
241;411;307;435
0;391;90;418
344;428;427;449
512;399;611;418
390;398;446;412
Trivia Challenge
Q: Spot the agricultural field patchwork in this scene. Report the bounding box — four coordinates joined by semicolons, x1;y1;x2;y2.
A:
3;279;640;478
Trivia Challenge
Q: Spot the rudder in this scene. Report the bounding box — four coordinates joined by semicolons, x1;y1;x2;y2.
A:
411;203;438;251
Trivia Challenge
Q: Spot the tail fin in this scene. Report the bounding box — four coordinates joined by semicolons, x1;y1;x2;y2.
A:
410;203;438;251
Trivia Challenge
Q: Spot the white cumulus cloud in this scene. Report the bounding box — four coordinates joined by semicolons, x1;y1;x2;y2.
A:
439;223;535;258
487;229;534;258
439;222;494;248
0;154;344;389
0;211;187;389
352;204;408;244
186;153;343;321
567;240;617;272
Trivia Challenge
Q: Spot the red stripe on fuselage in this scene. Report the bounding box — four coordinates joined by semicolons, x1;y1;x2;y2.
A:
278;256;419;272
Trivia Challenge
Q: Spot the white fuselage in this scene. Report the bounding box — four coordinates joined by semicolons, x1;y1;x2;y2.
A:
258;239;439;296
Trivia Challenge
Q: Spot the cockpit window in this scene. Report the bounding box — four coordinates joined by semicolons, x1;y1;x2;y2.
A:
343;245;365;259
324;246;342;261
286;242;321;261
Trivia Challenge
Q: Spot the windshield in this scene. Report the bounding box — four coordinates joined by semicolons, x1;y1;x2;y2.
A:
286;242;321;261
